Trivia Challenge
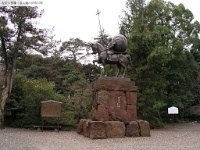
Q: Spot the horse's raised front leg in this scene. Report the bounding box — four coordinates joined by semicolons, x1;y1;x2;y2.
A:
93;60;98;65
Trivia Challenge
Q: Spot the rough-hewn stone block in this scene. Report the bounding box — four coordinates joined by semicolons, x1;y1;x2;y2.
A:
82;119;92;137
137;120;151;137
107;91;128;122
127;105;137;121
126;92;137;105
77;119;87;134
89;121;106;139
97;90;108;105
125;121;140;137
93;77;137;91
105;121;125;138
91;77;138;123
92;105;109;121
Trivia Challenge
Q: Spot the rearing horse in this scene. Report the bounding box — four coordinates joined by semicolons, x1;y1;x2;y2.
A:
91;42;133;78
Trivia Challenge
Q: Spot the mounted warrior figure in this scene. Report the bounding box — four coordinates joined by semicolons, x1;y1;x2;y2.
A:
107;34;128;61
91;10;133;77
90;34;133;78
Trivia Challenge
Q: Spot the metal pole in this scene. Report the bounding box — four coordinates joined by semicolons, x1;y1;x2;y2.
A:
96;9;106;45
96;9;102;34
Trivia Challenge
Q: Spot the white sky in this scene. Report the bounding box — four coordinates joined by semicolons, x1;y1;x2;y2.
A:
37;0;126;42
37;0;200;43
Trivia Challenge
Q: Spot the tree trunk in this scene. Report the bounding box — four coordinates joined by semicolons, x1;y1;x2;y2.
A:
0;76;10;129
0;98;6;129
0;86;9;129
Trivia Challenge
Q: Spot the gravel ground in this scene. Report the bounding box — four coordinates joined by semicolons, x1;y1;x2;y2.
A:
0;123;200;150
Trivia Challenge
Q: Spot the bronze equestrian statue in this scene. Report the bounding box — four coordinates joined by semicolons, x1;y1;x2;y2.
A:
91;34;133;78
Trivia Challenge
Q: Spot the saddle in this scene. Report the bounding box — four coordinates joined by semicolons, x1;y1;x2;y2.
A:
107;51;127;61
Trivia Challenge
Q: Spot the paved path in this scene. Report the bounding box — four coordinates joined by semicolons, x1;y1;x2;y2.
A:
0;123;200;150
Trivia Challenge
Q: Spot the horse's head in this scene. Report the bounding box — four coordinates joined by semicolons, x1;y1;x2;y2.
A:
90;43;98;54
90;42;106;55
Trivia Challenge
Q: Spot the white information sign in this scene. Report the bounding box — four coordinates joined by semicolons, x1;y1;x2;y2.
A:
168;106;179;114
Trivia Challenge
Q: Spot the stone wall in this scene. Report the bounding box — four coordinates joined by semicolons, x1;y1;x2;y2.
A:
77;77;151;139
91;77;137;122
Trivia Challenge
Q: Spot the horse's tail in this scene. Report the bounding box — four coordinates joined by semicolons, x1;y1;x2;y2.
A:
127;55;133;67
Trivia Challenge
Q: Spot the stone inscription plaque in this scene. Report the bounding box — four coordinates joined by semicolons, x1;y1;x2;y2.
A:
117;96;121;108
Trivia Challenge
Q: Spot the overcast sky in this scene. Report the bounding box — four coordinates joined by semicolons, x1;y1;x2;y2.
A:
37;0;200;42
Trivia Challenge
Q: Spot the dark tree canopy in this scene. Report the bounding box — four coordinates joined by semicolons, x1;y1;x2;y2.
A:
119;0;200;127
0;6;57;128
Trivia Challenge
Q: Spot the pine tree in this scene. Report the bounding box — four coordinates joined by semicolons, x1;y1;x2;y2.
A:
120;0;200;127
0;6;56;128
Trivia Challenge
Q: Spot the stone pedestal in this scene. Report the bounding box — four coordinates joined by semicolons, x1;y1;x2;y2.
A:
91;77;137;122
77;119;151;139
77;77;151;139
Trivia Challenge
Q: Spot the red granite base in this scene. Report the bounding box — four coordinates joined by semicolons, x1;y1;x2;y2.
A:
77;119;150;139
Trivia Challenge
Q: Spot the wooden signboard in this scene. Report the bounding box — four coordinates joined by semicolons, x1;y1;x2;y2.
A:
41;100;62;117
40;100;63;131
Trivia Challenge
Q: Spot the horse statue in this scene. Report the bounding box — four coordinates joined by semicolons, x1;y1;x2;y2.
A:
91;35;133;78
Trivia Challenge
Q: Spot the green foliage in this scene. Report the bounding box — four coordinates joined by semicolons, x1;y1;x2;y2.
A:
191;39;200;66
120;0;200;128
80;63;101;82
3;1;200;130
59;38;88;63
141;115;164;129
0;6;57;128
6;74;92;128
6;75;66;127
190;106;200;121
6;54;98;128
59;111;77;128
41;110;78;130
94;28;111;47
67;81;93;120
